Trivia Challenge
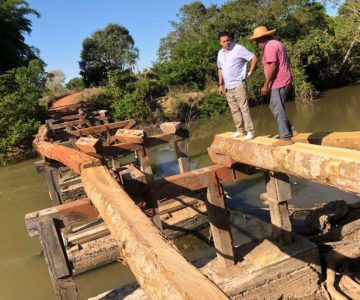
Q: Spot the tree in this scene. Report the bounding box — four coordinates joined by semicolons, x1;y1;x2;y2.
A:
79;23;139;87
46;69;66;92
0;0;41;72
0;60;47;162
66;77;85;91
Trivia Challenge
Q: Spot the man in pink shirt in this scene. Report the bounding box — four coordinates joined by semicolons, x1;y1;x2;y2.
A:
250;26;296;146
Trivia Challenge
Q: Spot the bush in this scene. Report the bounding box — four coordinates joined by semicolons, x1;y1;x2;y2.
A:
198;91;229;118
112;91;152;123
0;60;47;163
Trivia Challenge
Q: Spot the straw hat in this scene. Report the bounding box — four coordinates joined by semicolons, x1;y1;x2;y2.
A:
249;26;276;40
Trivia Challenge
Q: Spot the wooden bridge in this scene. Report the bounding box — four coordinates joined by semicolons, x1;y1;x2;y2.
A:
25;103;360;299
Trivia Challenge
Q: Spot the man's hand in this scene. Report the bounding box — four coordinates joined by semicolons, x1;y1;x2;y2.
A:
218;85;224;95
260;84;269;96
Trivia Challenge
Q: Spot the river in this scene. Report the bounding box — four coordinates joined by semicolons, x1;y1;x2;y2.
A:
1;84;360;299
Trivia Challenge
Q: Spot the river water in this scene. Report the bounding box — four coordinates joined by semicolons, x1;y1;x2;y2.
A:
1;84;360;299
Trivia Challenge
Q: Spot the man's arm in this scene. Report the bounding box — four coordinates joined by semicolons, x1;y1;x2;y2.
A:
260;61;278;96
218;68;225;95
247;55;258;77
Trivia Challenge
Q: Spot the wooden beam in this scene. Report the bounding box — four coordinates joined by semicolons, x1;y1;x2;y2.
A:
293;131;360;150
50;119;85;130
205;172;235;267
38;219;70;279
264;172;292;244
135;148;153;181
149;165;246;200
36;141;102;174
208;133;360;194
81;166;228;300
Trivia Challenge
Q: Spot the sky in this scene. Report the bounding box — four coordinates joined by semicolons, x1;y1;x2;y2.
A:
25;1;339;82
25;0;227;82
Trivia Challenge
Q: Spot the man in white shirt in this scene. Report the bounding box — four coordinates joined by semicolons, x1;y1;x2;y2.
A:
217;31;258;139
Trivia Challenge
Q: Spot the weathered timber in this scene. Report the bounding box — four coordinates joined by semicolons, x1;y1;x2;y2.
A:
68;120;136;137
293;131;360;150
37;218;79;299
36;141;102;174
44;166;63;205
25;198;99;237
81;166;228;300
264;172;292;244
175;139;189;173
50;119;85;130
208;133;360;194
112;128;145;144
135;148;153;181
148;164;246;200
205;172;235;267
75;137;102;153
38;219;70;279
63;222;110;246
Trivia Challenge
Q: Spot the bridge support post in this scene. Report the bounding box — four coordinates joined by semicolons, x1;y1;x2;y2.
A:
175;139;189;173
206;172;235;267
264;172;292;245
135;147;153;181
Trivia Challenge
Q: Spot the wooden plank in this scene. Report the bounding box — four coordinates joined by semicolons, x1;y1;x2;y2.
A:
158;194;200;215
38;219;70;279
205;172;235;267
208;133;360;194
81;166;228;300
265;172;292;244
68;120;136;137
36;141;102;174
63;222;110;247
293;131;360;150
25;199;99;237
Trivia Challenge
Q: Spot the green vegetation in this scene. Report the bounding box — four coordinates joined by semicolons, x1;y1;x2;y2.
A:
0;60;47;163
79;24;139;87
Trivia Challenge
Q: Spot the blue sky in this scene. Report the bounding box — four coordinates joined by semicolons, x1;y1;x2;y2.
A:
25;1;227;81
25;1;339;82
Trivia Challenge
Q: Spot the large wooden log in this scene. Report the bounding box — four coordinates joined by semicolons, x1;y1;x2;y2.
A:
81;166;228;300
36;141;102;174
208;133;360;194
293;131;360;150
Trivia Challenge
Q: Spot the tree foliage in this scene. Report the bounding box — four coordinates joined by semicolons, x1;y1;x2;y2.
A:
66;77;85;91
0;0;41;72
154;0;360;102
0;60;47;162
79;23;139;87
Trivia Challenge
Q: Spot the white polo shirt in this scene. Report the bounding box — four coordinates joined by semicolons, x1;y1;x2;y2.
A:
217;43;254;89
